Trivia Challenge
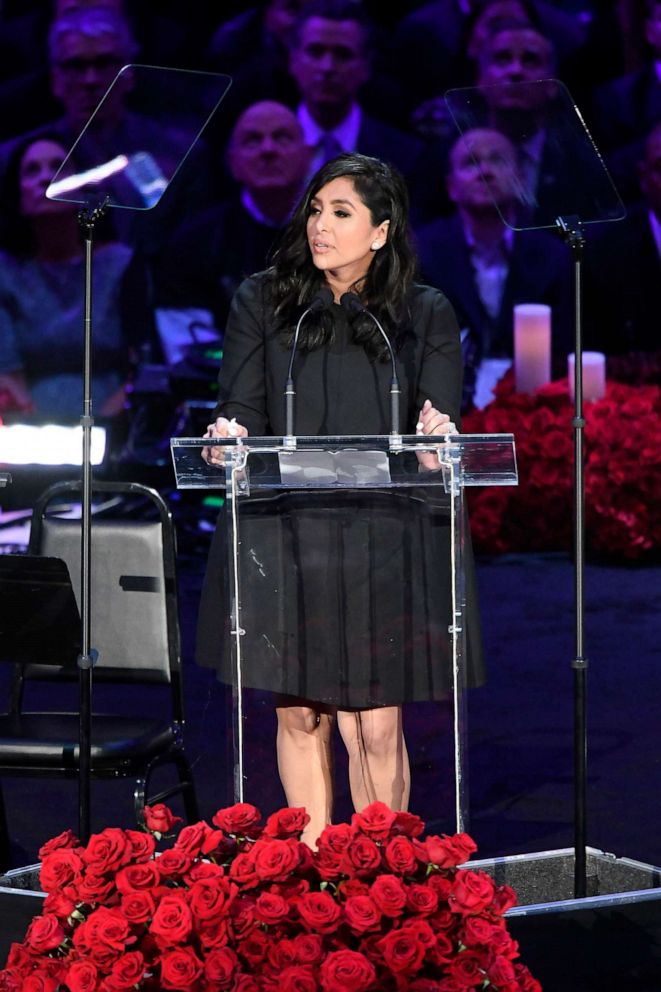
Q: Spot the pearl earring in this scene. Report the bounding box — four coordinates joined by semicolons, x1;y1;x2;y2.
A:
371;240;381;250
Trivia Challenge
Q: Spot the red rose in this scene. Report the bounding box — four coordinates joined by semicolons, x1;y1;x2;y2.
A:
0;967;22;991
297;890;342;933
153;846;193;880
315;846;344;881
115;860;161;893
489;924;519;959
237;928;270;965
492;883;518;915
198;916;230;951
514;963;543;992
343;895;382;934
159;946;203;990
392;811;425;838
105;951;147;990
425;834;477;869
234;976;260;992
212;803;262;835
317;822;352;853
339;835;382;877
5;944;31;970
24;915;66;954
229;851;258;888
460;917;493;947
319;949;376;992
368;874;407;917
188;874;237;923
408;981;445;991
120;890;155;925
255;891;291;925
62;960;98;992
449;871;495;917
85;906;134;951
406;883;439;915
39;847;83;895
279;965;318;992
264;807;311;839
383;836;418;875
338;879;370;900
447;949;487;987
75;871;116;906
378;928;426;974
486;954;517;987
38;829;80;860
143;803;182;835
82;828;131;874
187;859;226;882
149;892;194;946
426;931;455;967
175;819;215;857
23;975;58;992
268;938;298;970
351;801;397;841
204;946;239;985
123;828;156;862
292;933;324;965
253;837;301;881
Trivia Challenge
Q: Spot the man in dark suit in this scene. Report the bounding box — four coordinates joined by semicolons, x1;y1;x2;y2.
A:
416;127;572;408
153;100;312;332
584;122;661;357
285;0;442;222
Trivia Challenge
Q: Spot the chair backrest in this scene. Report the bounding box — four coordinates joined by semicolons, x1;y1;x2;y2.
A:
26;481;182;689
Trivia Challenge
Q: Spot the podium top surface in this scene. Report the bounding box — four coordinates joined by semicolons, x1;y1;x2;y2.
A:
170;432;517;491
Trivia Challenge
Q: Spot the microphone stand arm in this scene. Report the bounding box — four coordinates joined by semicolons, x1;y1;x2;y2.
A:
556;213;588;899
76;197;108;843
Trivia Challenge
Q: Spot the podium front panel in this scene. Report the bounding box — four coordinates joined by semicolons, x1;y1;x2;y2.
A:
173;433;516;833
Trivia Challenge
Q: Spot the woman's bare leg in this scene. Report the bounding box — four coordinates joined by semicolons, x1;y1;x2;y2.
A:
275;704;335;848
337;706;410;812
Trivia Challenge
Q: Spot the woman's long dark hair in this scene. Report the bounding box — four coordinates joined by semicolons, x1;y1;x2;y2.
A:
268;152;418;360
0;131;71;257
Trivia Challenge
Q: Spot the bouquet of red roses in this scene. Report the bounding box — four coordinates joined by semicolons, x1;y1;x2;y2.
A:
0;801;541;992
463;372;661;558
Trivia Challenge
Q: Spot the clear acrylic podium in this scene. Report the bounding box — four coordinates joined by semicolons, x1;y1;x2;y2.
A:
171;432;517;832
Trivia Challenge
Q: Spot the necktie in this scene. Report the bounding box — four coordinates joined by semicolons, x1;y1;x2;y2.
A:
318;131;343;164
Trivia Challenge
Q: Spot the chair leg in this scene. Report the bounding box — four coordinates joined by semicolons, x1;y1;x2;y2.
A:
0;782;11;871
136;751;200;827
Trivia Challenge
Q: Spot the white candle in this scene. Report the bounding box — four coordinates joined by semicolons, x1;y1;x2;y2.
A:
568;351;606;402
514;304;551;393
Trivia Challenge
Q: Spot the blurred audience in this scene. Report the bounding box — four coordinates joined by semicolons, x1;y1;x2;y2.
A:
391;0;591;116
0;0;655;419
0;134;155;422
153;100;311;330
584;121;661;357
589;0;661;204
0;6;217;260
416;127;572;408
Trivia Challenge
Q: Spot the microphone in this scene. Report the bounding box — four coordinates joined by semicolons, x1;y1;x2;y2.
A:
285;287;334;440
340;292;401;436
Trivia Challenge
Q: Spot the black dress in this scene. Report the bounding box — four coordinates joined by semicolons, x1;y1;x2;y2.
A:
196;274;484;707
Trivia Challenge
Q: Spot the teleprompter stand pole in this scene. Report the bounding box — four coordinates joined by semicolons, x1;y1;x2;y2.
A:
76;198;108;843
556;215;588;899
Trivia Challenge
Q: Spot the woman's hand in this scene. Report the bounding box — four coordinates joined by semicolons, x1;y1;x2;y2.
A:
415;398;457;472
201;416;249;465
